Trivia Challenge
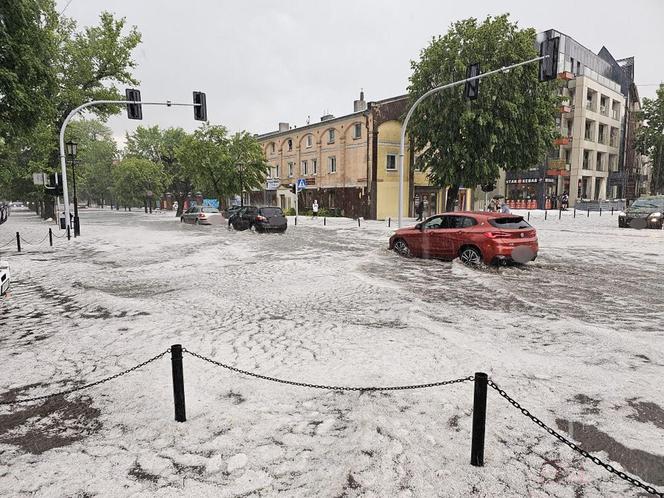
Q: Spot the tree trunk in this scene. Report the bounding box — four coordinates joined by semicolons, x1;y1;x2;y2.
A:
445;185;459;212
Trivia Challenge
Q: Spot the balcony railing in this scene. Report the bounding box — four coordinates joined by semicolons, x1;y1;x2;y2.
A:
554;136;572;146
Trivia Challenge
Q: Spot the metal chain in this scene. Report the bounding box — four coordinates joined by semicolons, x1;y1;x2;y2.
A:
183;348;473;391
1;350;169;405
0;238;15;248
488;379;663;497
20;234;49;246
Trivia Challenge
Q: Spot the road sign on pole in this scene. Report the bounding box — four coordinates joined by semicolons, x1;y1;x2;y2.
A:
296;178;306;192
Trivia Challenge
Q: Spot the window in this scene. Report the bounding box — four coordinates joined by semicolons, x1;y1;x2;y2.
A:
386;154;397;171
271;143;276;153
328;129;335;143
423;216;444;229
353;123;361;139
488;217;530;229
287;139;293;151
301;160;308;176
312;159;317;174
327;156;336;173
306;135;313;148
275;164;280;178
288;162;294;177
583;150;591;169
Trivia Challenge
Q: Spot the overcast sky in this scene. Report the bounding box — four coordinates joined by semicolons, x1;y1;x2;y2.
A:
57;0;663;145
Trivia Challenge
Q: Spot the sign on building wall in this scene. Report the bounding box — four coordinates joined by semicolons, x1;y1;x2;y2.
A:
266;179;280;191
203;199;219;208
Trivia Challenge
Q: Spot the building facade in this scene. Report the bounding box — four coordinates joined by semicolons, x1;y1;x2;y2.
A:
506;30;639;208
256;93;466;220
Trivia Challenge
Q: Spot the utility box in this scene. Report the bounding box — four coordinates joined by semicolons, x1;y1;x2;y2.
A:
59;213;66;229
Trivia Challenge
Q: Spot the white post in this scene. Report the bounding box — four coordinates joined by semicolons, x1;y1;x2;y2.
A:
59;99;200;231
396;55;548;228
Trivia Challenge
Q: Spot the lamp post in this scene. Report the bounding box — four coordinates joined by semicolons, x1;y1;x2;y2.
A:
238;163;245;207
65;140;80;236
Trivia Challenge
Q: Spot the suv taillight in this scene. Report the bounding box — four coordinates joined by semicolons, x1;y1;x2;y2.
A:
256;215;267;222
198;213;206;218
484;231;510;239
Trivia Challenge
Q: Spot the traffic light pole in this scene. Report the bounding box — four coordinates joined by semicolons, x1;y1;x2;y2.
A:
396;54;549;228
59;99;201;233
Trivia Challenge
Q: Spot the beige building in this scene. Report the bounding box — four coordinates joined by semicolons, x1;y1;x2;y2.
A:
256;92;463;220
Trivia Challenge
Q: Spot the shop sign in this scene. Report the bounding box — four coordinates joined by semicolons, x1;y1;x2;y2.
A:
506;178;540;184
266;179;280;190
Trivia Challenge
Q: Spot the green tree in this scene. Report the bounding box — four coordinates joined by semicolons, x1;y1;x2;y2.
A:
636;84;664;194
177;125;269;207
125;126;191;215
65;119;117;207
111;157;165;209
408;15;559;210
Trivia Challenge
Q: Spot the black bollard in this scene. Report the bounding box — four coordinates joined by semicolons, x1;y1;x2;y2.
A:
324;217;326;226
67;226;71;240
16;232;20;253
611;207;614;215
559;209;562;220
470;372;488;467
587;209;590;217
600;207;602;216
574;208;576;218
527;211;530;221
171;344;186;422
358;218;361;228
49;228;53;247
544;210;548;221
388;217;391;227
295;216;297;226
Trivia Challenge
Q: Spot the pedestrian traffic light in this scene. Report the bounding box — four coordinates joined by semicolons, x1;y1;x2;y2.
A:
539;36;560;82
463;63;480;100
125;88;142;120
193;91;207;121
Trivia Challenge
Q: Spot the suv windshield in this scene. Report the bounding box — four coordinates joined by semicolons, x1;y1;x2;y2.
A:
260;207;283;216
489;217;530;229
632;199;664;209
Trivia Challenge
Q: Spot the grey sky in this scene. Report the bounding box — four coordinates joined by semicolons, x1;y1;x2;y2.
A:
57;0;663;145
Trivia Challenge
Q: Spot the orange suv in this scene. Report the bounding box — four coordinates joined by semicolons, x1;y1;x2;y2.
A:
389;212;538;265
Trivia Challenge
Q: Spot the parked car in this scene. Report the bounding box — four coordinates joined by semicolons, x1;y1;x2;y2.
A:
231;206;288;233
0;261;10;296
224;205;243;220
389;212;538;265
180;206;223;225
618;196;664;229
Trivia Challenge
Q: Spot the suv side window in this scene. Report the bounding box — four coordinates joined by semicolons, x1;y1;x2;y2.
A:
458;216;477;228
423;216;444;229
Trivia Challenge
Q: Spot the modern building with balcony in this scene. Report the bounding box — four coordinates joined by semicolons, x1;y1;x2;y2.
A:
505;30;638;208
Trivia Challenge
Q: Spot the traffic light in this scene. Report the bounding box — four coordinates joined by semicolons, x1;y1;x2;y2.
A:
290;183;297;194
125;88;143;120
46;173;63;196
539;36;560;82
463;63;480;100
193;91;207;121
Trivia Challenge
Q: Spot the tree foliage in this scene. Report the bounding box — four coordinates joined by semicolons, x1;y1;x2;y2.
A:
177;126;269;207
125;126;190;215
636;84;664;194
407;14;559;210
111;157;165;208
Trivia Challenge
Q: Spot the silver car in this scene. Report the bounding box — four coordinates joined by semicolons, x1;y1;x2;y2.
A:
180;206;223;225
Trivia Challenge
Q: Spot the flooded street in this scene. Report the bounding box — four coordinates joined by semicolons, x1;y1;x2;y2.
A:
1;208;663;496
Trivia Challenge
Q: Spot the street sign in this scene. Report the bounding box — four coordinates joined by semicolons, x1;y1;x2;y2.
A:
266;179;280;191
296;178;306;192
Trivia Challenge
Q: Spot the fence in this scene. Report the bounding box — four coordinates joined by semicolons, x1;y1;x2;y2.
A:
0;228;70;253
1;344;661;497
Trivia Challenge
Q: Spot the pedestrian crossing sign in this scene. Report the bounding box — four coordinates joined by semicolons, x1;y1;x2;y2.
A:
296;178;306;192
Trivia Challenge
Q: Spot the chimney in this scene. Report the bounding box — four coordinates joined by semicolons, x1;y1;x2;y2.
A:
278;122;289;132
353;89;367;112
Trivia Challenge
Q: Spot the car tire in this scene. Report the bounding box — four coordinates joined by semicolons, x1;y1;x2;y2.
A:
459;246;482;267
393;238;411;257
180;217;184;223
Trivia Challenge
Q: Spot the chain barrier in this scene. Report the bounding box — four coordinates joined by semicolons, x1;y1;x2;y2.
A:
20;234;49;246
0;238;15;248
183;348;473;391
0;350;169;406
488;379;663;497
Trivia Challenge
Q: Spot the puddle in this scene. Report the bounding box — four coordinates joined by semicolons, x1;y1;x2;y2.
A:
556;418;664;486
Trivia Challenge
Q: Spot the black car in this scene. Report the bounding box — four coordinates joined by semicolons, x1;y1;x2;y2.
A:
231;206;287;233
618;196;664;229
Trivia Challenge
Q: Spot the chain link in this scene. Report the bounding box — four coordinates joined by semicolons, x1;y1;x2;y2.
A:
183;348;473;391
0;238;15;248
1;350;169;405
488;379;663;497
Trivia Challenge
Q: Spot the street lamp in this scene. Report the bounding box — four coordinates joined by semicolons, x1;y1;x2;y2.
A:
65;140;80;236
237;163;245;207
